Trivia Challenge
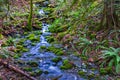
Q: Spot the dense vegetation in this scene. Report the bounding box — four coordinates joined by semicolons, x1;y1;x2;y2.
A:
0;0;120;79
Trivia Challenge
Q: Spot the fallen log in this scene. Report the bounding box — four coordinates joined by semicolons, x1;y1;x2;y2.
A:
0;59;37;80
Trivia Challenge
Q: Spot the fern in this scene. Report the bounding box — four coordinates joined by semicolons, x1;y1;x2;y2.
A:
102;47;120;73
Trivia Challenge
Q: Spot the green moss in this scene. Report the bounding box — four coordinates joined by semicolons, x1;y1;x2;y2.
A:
16;39;26;45
57;32;67;40
31;43;36;46
60;59;73;70
0;34;3;39
47;46;64;56
15;45;29;53
27;33;40;42
88;73;95;78
33;31;42;35
52;57;62;63
46;36;55;43
78;71;86;76
35;70;43;75
30;70;43;76
49;25;68;33
40;46;46;49
13;54;21;59
100;68;107;75
27;61;38;67
23;67;32;71
100;67;112;75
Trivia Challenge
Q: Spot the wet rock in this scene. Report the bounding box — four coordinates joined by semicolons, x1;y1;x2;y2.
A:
52;57;62;63
78;70;86;76
27;61;39;67
60;59;74;70
40;46;47;49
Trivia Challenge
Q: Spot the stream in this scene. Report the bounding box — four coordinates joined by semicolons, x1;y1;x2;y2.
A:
15;1;101;80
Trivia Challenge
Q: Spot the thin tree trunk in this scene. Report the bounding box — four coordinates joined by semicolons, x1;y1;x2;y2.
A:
27;0;33;31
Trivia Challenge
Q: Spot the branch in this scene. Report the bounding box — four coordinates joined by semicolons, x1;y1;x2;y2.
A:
0;59;37;80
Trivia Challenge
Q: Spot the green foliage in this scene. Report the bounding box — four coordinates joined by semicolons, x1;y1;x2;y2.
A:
46;36;55;43
0;49;9;59
15;45;29;53
13;53;22;59
48;18;68;33
99;67;112;75
6;36;14;46
27;33;40;42
0;34;3;39
101;47;120;73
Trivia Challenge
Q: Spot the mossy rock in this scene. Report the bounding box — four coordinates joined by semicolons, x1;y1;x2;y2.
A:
13;54;21;59
16;39;26;45
40;46;46;49
31;43;36;46
56;51;64;56
46;36;55;43
88;73;95;78
30;70;43;76
15;45;29;53
99;67;112;75
44;71;49;74
47;46;64;56
60;59;73;70
27;61;39;67
52;57;62;63
23;67;32;71
35;70;43;76
27;33;40;42
78;71;86;76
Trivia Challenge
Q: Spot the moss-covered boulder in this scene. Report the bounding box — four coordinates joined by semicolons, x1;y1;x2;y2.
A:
78;70;86;76
27;33;40;42
47;46;64;56
60;59;74;70
15;45;29;53
40;46;46;49
52;57;62;63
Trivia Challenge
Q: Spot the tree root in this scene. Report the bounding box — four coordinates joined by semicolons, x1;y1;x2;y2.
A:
0;59;37;80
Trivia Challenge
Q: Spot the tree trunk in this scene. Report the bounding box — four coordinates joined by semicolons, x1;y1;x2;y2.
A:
27;0;33;31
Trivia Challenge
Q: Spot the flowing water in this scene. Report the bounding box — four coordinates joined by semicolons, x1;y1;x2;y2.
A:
16;4;100;80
